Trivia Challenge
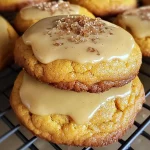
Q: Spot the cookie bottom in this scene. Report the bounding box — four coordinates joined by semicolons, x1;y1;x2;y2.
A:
10;73;145;147
52;74;136;93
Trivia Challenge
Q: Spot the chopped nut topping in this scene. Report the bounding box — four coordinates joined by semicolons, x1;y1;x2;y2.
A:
56;16;105;37
34;0;71;14
45;15;112;46
87;47;100;55
87;47;96;52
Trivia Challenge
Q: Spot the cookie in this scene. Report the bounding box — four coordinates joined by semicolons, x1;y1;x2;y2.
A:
14;16;142;93
115;6;150;57
0;16;18;70
69;0;137;17
0;0;49;11
14;1;95;32
10;71;145;147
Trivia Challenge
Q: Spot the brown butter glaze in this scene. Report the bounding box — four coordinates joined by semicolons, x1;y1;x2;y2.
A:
121;6;150;38
20;1;79;20
22;15;135;64
20;72;132;124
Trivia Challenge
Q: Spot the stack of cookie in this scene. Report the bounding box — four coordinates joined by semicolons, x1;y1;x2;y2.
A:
11;15;145;147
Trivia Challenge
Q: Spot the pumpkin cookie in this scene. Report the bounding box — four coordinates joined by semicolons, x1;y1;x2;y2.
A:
14;1;95;32
0;16;18;70
0;0;49;11
69;0;137;16
10;71;145;147
116;6;150;57
14;16;142;93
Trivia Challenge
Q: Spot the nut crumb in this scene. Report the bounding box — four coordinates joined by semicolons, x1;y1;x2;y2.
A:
53;42;63;46
87;47;100;55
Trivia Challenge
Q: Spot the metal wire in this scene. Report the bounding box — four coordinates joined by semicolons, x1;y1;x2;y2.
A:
0;125;20;143
50;143;62;150
118;116;150;150
18;137;38;150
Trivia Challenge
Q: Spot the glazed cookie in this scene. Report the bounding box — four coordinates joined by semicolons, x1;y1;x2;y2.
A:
116;6;150;57
143;0;150;5
14;1;95;32
0;16;18;70
0;0;49;11
14;16;142;93
69;0;137;17
10;71;145;147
